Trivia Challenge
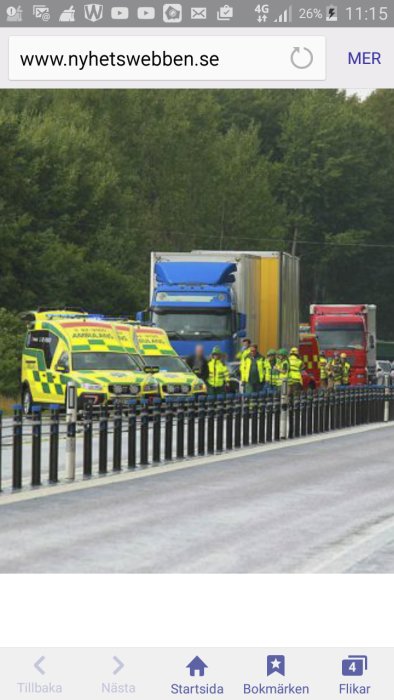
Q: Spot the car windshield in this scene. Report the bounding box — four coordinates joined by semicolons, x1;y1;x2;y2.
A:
72;352;140;371
315;324;364;350
152;310;232;339
141;355;191;373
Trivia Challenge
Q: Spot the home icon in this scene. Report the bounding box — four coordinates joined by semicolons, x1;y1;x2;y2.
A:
187;656;208;677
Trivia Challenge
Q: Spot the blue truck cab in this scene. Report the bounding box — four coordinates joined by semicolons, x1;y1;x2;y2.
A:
137;261;246;360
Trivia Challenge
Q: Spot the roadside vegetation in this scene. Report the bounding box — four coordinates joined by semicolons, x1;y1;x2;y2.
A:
1;89;394;397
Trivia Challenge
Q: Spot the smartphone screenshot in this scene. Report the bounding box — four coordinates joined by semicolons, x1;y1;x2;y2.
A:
0;0;393;696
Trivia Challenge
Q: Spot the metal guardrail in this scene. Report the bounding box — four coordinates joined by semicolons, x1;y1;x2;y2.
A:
0;385;392;495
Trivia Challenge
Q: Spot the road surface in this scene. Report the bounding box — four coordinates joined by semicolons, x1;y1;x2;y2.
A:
0;425;393;573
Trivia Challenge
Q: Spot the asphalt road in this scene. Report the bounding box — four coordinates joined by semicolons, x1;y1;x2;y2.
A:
0;425;393;573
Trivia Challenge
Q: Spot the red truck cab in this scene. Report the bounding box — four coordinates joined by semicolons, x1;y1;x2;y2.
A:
309;304;377;385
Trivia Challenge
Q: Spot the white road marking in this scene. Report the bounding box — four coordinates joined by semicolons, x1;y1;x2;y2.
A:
0;421;392;507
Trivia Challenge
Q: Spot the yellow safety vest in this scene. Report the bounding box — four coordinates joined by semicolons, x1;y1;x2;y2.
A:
288;354;303;385
238;347;251;376
319;356;328;380
342;361;351;385
329;359;343;385
264;358;275;385
274;358;289;386
207;358;230;388
241;356;265;383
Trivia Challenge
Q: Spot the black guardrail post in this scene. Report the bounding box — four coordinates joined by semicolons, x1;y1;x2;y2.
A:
113;402;123;471
318;390;325;433
140;399;149;466
197;396;207;455
31;405;42;487
288;394;294;439
197;396;206;456
165;398;174;461
49;405;60;484
294;393;301;438
323;391;330;432
234;395;242;448
258;393;266;444
343;387;349;428
352;387;358;426
83;404;93;478
99;405;108;474
360;387;367;425
390;387;394;422
306;390;313;435
226;394;234;451
329;390;336;430
373;386;377;423
128;400;137;469
266;396;273;443
216;394;224;452
243;397;250;447
0;409;2;492
333;389;339;429
300;391;307;436
176;398;185;460
313;390;319;434
251;393;258;445
12;404;23;490
207;396;215;455
274;395;280;441
152;398;161;463
187;397;195;458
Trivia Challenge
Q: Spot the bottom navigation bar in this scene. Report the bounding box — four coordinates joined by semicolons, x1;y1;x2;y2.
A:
0;648;389;698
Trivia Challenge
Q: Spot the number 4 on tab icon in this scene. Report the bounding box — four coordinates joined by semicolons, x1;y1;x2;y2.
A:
342;655;368;676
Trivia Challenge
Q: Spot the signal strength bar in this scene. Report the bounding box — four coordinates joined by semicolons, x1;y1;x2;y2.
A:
274;5;292;22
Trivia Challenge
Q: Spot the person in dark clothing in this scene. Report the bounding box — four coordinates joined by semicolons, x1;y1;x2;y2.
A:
186;344;209;382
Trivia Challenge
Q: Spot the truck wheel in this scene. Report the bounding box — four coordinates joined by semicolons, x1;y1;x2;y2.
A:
22;385;33;416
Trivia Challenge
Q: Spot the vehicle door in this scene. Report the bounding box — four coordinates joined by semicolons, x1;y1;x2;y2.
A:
49;341;71;403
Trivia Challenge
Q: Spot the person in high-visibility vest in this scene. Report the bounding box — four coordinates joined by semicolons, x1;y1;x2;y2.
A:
236;338;251;362
263;349;277;396
328;352;343;388
340;352;351;386
274;348;289;389
207;346;230;396
241;344;265;395
319;351;328;389
288;346;304;395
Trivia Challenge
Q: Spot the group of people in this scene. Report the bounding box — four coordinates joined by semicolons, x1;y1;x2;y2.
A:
186;339;351;396
319;350;351;389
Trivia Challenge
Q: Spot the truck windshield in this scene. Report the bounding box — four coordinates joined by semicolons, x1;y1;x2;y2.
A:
152;311;232;339
141;355;192;373
72;352;141;371
315;324;364;350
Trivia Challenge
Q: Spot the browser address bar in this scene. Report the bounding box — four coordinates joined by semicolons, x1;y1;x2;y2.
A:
9;35;325;81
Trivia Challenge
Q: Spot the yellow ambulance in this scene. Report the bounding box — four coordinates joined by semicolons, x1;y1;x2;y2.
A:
126;324;207;399
20;309;159;414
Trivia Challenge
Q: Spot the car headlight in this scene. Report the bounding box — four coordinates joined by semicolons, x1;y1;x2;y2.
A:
181;384;190;394
166;384;175;394
81;383;103;391
130;384;140;395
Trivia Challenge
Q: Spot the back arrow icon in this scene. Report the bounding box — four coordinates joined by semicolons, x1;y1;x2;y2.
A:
34;656;46;675
113;656;124;675
290;46;314;69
